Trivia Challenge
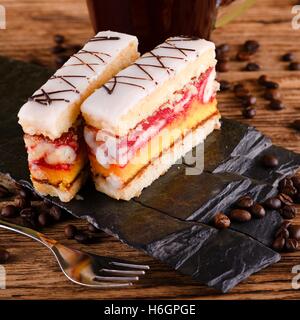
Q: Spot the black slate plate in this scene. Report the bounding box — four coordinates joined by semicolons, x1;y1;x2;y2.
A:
2;56;300;293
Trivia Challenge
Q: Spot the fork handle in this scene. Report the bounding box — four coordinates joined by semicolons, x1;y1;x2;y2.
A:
0;218;57;249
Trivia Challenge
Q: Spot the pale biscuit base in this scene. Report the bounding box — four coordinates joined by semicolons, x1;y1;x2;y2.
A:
32;169;88;202
93;114;221;201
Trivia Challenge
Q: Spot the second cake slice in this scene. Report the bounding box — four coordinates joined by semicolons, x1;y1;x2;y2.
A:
82;36;221;201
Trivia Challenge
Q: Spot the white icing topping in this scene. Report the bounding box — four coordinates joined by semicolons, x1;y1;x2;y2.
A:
81;37;215;132
18;31;138;139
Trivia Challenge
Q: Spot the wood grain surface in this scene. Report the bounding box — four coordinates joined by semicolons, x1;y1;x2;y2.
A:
0;0;300;300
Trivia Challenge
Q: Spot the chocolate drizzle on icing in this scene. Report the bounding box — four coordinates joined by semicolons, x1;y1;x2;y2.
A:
29;89;75;105
89;36;120;42
102;38;197;95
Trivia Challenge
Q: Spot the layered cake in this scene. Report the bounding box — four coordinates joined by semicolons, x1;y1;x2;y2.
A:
82;36;221;200
18;31;139;202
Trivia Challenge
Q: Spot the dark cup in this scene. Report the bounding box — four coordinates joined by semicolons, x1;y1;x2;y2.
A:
86;0;219;53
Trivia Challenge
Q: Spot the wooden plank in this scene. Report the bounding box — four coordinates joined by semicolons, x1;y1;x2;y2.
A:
0;0;299;299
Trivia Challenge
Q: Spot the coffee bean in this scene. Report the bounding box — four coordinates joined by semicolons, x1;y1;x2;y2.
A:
282;53;295;62
251;203;266;219
217;43;230;53
280;205;297;219
269;99;285;111
277;193;294;206
236;195;254;209
258;75;268;86
263;89;281;101
236;51;251;61
18;188;32;200
289;225;300;240
245;62;260;72
216;61;229;72
20;207;37;220
219;80;231;91
243;40;260;54
49;206;62;221
291;176;300;189
241;95;257;107
0;248;10;264
279;177;294;191
54;34;65;44
0;186;9;198
1;205;17;218
275;227;289;239
282;220;292;230
74;232;90;244
242;107;256;119
292;120;300;132
217;52;230;62
289;62;300;71
234;83;245;92
55;55;69;67
264;197;282;210
261;154;279;168
88;223;99;233
64;224;77;239
272;236;285;251
285;238;299;252
229;209;252;222
263;81;279;89
281;186;298;197
51;45;66;54
213;212;231;229
38;212;51;227
15;195;30;209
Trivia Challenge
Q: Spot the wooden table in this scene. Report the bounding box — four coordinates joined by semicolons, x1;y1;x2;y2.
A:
0;0;300;300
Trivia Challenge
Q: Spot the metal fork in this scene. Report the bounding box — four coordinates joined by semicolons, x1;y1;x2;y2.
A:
0;218;149;288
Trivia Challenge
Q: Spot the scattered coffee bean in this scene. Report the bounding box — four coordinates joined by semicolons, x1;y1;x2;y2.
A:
263;89;281;101
285;238;299;252
269;99;285;111
241;95;257;107
243;40;260;54
258;75;268;86
64;224;77;239
272;236;285;251
289;225;300;240
217;43;230;53
279;177;294;191
281;186;298;197
14;195;30;209
280;205;297;219
236;195;254;209
55;55;69;67
251;203;266;219
54;34;65;44
0;186;9;198
277;193;294;206
275;227;289;239
282;52;295;62
88;223;99;233
236;51;251;61
263;81;279;89
264;197;282;210
289;62;300;71
234;83;245;92
213;212;231;229
51;45;66;54
20;207;37;220
1;205;17;218
291;176;300;189
292;120;300;132
242;107;256;119
217;52;230;62
261;154;279;168
235;87;250;98
219;80;231;91
216;61;229;72
0;248;10;264
229;209;252;222
74;232;90;244
282;220;292;229
38;212;51;227
18;188;31;200
245;62;260;72
49;206;62;221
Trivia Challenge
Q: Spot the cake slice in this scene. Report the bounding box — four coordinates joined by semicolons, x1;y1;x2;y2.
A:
18;31;139;202
82;36;221;201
